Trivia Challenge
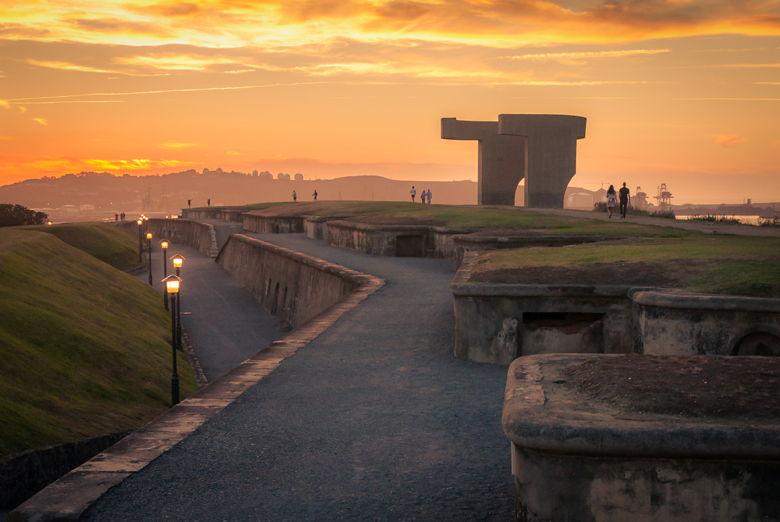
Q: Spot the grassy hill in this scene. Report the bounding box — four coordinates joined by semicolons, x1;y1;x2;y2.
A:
0;228;195;459
26;222;139;271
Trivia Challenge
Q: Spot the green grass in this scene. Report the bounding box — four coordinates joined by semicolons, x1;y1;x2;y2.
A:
25;222;139;271
0;229;196;459
247;201;688;237
475;236;780;297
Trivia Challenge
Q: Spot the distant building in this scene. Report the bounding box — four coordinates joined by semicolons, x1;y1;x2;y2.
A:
294;173;304;181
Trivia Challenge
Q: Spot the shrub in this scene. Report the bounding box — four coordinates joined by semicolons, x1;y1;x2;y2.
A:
0;204;48;227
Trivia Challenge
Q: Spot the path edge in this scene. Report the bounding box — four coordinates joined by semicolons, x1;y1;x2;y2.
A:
8;250;385;522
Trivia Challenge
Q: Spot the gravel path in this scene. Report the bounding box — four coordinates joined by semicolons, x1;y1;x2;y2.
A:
90;233;513;520
137;243;284;381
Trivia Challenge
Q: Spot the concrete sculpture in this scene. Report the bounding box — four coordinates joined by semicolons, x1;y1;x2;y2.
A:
441;118;525;206
441;114;586;208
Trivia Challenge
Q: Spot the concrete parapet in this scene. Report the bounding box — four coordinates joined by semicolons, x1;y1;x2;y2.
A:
633;290;780;356
498;114;586;208
502;354;780;520
242;213;305;234
216;234;363;327
149;218;219;258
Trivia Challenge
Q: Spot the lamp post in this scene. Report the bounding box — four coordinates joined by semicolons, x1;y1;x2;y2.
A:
162;275;182;406
146;231;153;285
171;254;185;344
136;219;143;262
160;240;170;310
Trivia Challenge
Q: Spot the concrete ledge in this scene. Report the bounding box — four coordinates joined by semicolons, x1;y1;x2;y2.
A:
632;290;780;313
9;246;384;522
503;353;780;520
503;354;780;459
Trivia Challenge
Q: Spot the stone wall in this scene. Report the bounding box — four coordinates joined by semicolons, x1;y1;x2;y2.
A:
0;431;127;510
181;208;220;220
216;234;360;327
242;214;305;234
148;218;219;257
634;291;780;356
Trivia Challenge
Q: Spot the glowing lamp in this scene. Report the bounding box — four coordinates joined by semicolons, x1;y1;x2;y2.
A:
137;219;143;226
171;254;185;269
162;275;181;294
146;232;153;240
46;220;53;226
160;240;170;250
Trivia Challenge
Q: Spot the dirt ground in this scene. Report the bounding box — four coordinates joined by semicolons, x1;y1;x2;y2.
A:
471;260;705;287
564;355;780;419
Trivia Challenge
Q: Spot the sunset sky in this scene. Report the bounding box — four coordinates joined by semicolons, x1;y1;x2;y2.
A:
1;0;779;203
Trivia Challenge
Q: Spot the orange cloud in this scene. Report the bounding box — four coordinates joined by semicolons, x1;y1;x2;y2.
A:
0;99;9;109
83;159;190;170
161;142;198;150
713;134;747;147
32;117;47;126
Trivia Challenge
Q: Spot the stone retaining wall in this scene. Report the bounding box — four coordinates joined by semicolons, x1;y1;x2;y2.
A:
149;218;219;257
242;214;304;234
216;234;359;327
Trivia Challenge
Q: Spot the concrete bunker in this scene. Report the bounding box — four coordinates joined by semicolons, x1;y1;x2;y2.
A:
452;254;780;365
502;354;780;521
441;114;586;208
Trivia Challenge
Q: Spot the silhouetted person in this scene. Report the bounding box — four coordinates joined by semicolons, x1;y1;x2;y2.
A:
120;212;125;221
207;198;211;207
313;190;318;201
410;185;416;202
427;189;433;205
606;185;617;219
292;190;297;202
187;199;191;208
114;213;119;221
619;182;630;219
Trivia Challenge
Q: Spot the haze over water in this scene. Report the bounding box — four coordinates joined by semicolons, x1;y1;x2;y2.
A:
1;1;780;204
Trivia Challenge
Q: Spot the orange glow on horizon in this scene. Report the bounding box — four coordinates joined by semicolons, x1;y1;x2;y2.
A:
1;0;779;203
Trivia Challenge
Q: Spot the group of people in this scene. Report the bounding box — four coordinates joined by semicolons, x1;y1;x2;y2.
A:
605;182;631;219
410;186;433;204
113;212;127;221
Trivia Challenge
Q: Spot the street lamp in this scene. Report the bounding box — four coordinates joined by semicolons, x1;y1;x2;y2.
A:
160;240;170;310
146;231;153;285
136;219;143;262
162;274;182;406
170;254;185;342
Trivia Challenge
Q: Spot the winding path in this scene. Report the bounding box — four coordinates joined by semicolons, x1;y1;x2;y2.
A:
89;231;513;520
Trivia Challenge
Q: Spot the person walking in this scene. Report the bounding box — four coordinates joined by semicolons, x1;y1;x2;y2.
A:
427;189;433;205
619;182;631;219
410;186;417;203
292;190;297;202
207;198;211;207
606;185;617;219
312;189;318;201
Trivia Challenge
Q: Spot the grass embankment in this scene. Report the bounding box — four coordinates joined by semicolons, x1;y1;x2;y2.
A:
472;235;780;298
26;222;139;271
247;201;687;237
0;229;196;459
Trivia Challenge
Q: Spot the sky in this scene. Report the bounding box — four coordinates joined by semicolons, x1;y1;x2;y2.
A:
1;0;779;204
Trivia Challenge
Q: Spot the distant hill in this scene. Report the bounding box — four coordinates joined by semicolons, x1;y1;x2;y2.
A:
0;169;604;222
